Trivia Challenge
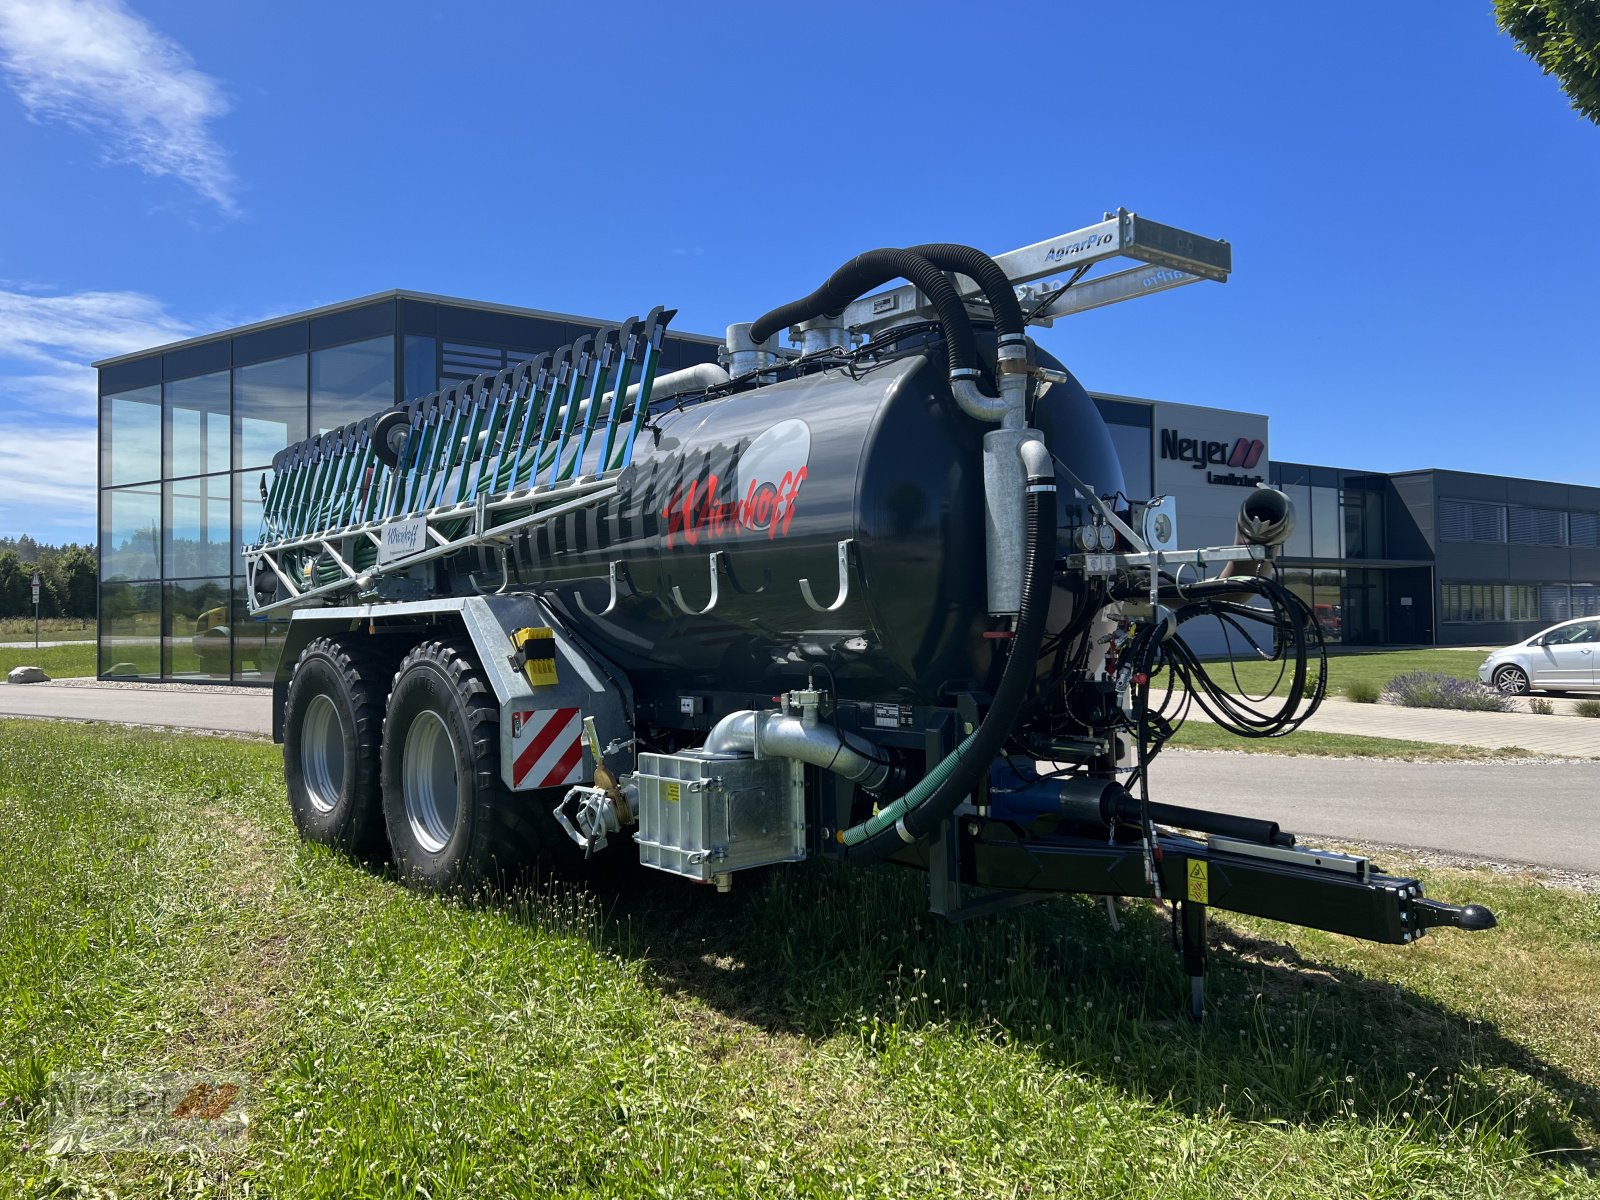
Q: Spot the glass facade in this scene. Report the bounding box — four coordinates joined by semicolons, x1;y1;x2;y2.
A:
1270;464;1393;645
96;292;721;683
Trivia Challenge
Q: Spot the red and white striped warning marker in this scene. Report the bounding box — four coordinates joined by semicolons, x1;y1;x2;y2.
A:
509;707;584;790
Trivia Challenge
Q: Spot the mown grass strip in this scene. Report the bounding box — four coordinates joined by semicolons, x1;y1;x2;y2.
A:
1192;648;1492;698
0;643;97;678
1168;721;1535;761
0;719;1595;1197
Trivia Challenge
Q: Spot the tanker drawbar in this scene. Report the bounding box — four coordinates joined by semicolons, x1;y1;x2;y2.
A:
247;210;1494;1020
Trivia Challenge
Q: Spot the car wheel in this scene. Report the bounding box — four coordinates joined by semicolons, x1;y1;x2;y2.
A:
1493;665;1531;696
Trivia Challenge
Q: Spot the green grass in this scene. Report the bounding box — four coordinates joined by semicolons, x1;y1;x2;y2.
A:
0;617;93;642
0;642;97;679
1196;648;1490;699
1168;722;1534;761
1;719;1596;1197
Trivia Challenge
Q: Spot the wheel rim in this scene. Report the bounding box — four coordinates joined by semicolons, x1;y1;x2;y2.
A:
300;693;346;814
402;710;459;854
1496;668;1529;696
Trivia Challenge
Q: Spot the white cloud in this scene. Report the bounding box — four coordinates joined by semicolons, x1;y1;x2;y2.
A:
0;418;97;535
0;285;193;368
0;286;193;541
0;0;237;214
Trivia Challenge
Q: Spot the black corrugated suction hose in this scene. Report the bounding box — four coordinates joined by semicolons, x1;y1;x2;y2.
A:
838;450;1057;862
747;248;977;377
906;243;1025;339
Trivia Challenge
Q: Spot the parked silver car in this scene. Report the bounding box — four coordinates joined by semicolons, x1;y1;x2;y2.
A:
1478;617;1600;695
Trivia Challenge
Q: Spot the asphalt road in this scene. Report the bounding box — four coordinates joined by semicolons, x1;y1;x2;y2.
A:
1149;750;1600;875
2;685;1596;874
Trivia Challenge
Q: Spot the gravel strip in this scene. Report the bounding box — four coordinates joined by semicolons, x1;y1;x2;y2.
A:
43;678;268;696
1165;746;1587;767
1326;839;1600;895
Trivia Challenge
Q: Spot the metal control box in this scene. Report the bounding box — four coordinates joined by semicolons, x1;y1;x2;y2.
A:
634;751;805;883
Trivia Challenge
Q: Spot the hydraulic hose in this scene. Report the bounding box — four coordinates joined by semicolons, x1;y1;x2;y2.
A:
905;243;1025;340
838;438;1056;862
747;248;978;381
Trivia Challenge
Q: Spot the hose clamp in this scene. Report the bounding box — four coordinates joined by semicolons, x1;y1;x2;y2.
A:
894;817;916;844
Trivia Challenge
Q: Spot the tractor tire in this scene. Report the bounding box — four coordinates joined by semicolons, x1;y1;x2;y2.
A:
282;636;389;858
380;639;545;892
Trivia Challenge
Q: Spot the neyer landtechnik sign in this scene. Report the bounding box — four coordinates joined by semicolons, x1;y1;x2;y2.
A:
1159;428;1264;487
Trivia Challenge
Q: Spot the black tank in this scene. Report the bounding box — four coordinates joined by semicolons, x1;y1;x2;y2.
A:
457;344;1124;705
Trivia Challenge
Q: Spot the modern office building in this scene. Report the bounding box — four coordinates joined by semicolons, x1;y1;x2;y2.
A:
94;291;721;683
95;302;1600;680
1099;400;1600;647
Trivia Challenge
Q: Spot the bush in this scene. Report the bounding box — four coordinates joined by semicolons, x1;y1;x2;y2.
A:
1343;678;1382;704
1528;696;1555;715
1575;699;1600;720
1382;672;1515;713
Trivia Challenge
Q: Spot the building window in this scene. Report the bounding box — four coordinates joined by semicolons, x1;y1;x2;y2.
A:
1569;511;1600;548
1507;585;1540;623
1438;498;1505;543
1540;584;1571;623
311;336;394;433
99;580;161;678
101;483;161;581
1507;506;1567;546
1441;582;1503;623
165;371;231;479
1342;486;1384;559
403;335;438;402
164;577;231;679
1282;483;1312;557
1573;585;1600;618
235;354;308;471
164;474;232;579
1103;423;1152;500
101;385;162;486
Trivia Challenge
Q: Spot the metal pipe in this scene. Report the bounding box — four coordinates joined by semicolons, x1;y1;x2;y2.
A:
703;707;892;792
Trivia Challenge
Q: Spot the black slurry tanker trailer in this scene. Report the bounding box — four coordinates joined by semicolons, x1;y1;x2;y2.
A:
245;211;1494;1017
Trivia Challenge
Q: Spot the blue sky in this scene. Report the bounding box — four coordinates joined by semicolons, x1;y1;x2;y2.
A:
0;0;1595;544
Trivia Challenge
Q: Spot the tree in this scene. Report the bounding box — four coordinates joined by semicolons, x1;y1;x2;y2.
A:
1495;0;1600;124
50;544;98;619
0;550;27;617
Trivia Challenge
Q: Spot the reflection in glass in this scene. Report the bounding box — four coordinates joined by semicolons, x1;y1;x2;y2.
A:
165;578;232;678
1311;487;1342;559
165;474;231;579
99;581;161;677
1343;486;1384;559
235;354;307;469
230;582;286;680
403;335;438;402
102;385;162;486
1314;568;1345;643
233;467;273;562
1283;484;1312;558
101;484;161;581
165;371;230;478
312;336;394;433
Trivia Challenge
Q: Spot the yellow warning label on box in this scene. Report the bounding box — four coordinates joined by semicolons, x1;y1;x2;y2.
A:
666;782;681;804
1187;859;1209;905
